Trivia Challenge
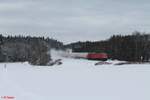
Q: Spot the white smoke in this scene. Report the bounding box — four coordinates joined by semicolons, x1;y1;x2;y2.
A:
50;49;67;60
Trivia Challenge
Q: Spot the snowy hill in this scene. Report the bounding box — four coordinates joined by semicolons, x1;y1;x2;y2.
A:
0;58;150;100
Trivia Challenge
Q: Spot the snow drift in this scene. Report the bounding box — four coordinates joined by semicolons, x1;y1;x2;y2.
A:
0;58;150;100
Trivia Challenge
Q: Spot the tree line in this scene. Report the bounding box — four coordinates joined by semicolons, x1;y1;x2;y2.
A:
0;32;150;65
0;35;63;65
65;32;150;62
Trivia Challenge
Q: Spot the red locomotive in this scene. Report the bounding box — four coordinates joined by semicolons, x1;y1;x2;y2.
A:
87;53;108;61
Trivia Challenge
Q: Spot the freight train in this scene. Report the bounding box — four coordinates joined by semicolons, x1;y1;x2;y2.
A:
62;49;108;61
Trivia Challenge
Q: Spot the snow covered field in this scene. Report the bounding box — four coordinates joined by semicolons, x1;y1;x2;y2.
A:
0;58;150;100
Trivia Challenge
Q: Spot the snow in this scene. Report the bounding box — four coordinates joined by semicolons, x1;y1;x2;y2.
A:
0;58;150;100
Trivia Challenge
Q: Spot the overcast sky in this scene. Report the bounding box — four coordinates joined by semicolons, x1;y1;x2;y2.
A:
0;0;150;44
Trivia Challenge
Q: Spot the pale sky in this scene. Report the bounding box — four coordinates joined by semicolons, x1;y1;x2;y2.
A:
0;0;150;44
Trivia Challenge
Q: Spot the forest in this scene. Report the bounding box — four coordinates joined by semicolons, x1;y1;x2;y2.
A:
0;35;63;65
65;32;150;62
0;31;150;66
